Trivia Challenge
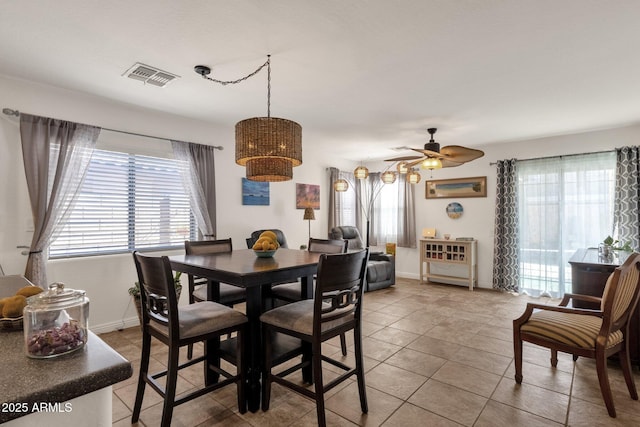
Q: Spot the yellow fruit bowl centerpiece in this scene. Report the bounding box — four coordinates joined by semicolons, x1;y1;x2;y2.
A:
252;231;280;258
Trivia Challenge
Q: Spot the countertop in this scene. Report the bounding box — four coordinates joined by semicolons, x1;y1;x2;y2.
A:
0;329;132;423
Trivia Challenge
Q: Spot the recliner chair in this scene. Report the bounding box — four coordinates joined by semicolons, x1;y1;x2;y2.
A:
329;226;395;292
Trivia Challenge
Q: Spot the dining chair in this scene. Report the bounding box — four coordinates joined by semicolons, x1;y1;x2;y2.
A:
185;238;246;359
513;252;640;418
270;238;350;355
131;251;247;427
260;249;369;427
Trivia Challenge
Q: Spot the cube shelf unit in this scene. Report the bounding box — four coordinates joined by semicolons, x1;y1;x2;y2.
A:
419;239;478;290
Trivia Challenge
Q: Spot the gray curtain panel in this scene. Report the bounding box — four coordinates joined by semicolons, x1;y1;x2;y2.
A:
328;167;340;233
171;141;217;239
614;146;640;251
493;159;519;292
20;114;100;286
397;175;417;248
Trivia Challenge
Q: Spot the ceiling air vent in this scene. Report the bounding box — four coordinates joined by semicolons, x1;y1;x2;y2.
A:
123;63;180;87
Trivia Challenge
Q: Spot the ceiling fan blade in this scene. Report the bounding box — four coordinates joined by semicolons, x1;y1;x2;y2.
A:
439;145;485;163
440;158;464;168
410;148;445;159
384;155;422;162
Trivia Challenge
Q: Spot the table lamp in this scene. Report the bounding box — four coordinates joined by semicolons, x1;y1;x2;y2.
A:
303;207;315;241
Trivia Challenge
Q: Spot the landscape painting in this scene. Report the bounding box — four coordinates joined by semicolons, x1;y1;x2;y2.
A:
242;178;269;205
296;183;320;209
425;176;487;199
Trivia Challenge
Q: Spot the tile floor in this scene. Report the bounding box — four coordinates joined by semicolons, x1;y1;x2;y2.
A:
100;278;640;426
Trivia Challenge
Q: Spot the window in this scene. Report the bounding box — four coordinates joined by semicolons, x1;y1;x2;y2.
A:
517;152;616;296
50;149;194;258
375;180;400;243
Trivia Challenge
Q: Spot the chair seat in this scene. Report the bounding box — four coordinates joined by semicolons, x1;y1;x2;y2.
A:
151;301;247;340
260;299;353;336
521;310;623;349
193;283;246;304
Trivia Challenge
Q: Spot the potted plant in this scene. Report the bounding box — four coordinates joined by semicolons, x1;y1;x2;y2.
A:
600;236;633;257
129;271;182;322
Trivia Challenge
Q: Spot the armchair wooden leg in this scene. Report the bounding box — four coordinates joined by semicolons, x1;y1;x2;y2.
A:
619;346;638;400
513;326;523;384
595;352;616;417
551;349;558;367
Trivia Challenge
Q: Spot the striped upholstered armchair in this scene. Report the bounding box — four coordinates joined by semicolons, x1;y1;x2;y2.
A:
513;252;640;418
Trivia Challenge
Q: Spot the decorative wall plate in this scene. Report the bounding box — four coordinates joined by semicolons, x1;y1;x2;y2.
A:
446;202;463;219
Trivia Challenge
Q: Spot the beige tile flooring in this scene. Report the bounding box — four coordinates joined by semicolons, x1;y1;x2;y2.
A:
100;278;640;426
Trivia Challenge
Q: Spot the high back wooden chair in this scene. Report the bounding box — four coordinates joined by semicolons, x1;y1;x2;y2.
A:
269;238;349;354
185;239;246;306
185;239;246;359
131;251;247;427
260;249;369;427
513;252;640;417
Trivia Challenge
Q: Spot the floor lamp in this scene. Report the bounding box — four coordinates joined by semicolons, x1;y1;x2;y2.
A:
303;207;315;242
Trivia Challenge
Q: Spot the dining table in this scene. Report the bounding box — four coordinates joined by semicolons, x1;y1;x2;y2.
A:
169;248;322;412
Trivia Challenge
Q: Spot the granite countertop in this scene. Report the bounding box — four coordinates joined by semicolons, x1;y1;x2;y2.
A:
0;329;132;423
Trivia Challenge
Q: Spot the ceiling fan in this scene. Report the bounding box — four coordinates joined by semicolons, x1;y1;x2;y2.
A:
386;128;484;168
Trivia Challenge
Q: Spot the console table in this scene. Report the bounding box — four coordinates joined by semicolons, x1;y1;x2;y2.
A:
568;248;639;366
419;239;477;290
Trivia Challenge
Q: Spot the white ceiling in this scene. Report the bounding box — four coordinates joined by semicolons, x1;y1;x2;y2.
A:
1;1;640;160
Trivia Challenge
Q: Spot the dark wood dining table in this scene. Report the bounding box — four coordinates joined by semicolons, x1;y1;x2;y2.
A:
169;248;321;412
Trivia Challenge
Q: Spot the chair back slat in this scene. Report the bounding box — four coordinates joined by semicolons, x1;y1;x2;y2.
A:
132;252;179;333
185;238;232;255
313;250;368;330
600;253;640;329
308;238;348;254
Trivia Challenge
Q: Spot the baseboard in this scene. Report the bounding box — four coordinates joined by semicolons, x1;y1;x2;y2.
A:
91;316;139;334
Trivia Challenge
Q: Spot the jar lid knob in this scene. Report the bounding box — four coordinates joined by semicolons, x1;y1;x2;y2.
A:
48;282;65;293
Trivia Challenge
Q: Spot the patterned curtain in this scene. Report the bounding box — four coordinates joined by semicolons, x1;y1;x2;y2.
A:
493;159;519;292
614;146;640;251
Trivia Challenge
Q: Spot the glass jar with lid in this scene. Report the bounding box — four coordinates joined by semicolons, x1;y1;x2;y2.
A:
23;282;89;358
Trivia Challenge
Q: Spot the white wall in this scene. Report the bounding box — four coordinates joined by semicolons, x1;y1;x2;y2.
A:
2;74;639;331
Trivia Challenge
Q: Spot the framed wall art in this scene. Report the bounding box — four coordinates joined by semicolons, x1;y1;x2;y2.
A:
425;176;487;199
296;183;320;209
242;178;270;206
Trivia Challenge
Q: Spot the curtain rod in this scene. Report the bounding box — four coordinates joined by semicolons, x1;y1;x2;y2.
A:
488;149;614;166
2;108;223;150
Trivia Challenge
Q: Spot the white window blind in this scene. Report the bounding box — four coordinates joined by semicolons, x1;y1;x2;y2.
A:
49;149;194;258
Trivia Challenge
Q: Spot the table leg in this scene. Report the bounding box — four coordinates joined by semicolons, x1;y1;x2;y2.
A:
245;285;263;412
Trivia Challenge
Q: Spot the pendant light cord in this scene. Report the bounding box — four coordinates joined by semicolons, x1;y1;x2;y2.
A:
197;55;272;117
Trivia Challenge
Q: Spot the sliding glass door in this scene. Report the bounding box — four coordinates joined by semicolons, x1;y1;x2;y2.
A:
517;152;615;296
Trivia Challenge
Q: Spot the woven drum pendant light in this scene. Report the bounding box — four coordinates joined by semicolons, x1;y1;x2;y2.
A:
195;56;301;182
236;116;302;181
235;56;302;181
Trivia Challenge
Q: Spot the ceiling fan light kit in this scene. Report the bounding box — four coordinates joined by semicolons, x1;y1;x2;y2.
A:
195;55;302;182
